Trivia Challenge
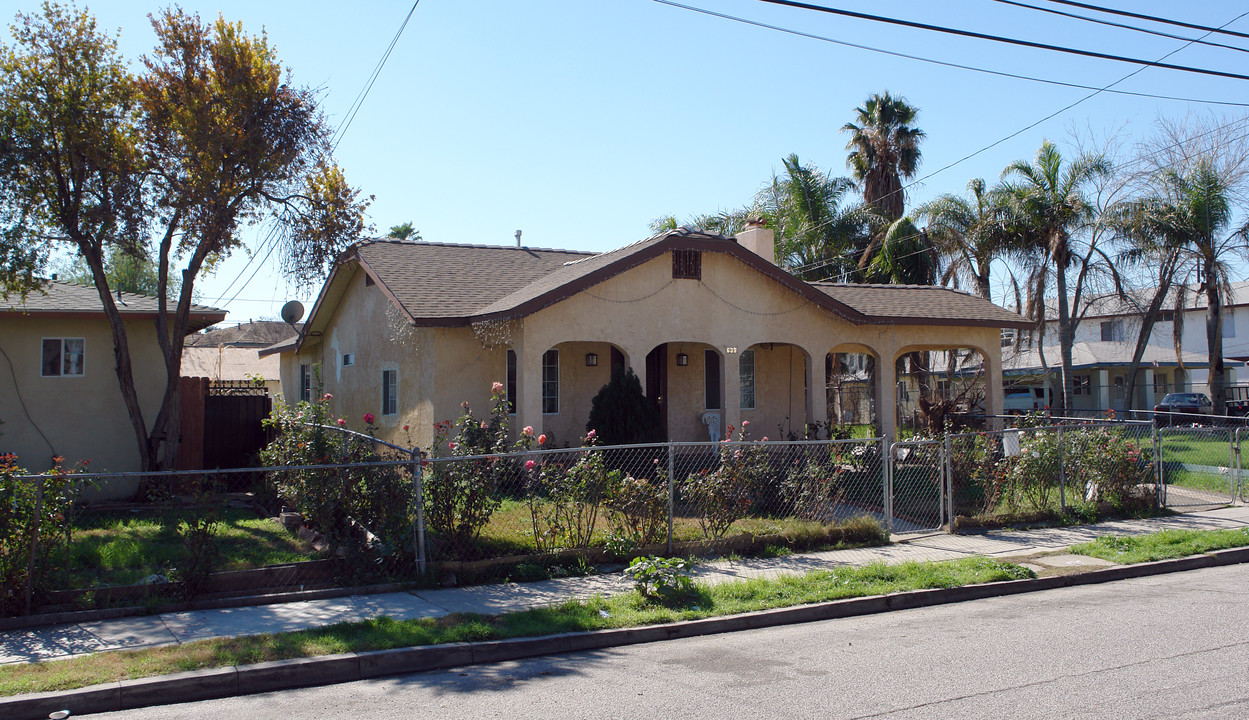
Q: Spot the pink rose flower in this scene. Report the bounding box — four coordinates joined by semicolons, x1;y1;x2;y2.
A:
525;460;536;470
363;413;375;424
586;429;597;440
403;424;410;432
492;381;504;394
522;426;534;436
761;436;769;442
323;393;333;400
538;434;547;445
480;420;488;430
742;420;749;428
448;441;457;450
336;418;346;427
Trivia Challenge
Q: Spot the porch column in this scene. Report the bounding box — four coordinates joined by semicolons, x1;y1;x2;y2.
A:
982;349;1003;431
515;340;545;439
1098;369;1110;412
625;346;647;390
804;347;827;434
1143;368;1156;411
724;348;742;438
875;352;897;441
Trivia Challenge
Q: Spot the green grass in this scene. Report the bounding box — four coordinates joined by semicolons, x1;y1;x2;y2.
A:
1070;527;1249;564
0;556;1031;697
63;509;318;588
1163;467;1235;494
1157;431;1237;467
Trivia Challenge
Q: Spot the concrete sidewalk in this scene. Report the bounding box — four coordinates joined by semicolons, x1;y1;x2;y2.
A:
3;505;1247;666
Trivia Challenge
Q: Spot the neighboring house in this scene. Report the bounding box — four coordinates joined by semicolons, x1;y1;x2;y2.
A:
1019;281;1249;408
0;281;224;482
182;320;301;396
1002;341;1210;413
269;226;1029;450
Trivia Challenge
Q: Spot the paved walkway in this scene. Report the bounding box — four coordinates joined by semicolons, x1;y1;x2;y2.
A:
3;506;1247;666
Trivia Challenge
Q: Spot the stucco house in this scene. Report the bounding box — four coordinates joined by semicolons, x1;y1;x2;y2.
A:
270;226;1029;450
0;281;224;475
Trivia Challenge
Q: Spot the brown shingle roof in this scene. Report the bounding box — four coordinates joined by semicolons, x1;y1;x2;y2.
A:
1;281;225;333
813;283;1032;328
355;240;592;320
186;320;301;348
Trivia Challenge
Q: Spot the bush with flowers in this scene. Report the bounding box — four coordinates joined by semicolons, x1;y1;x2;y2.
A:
604;461;669;547
0;454;84;615
260;381;413;563
423;382;513;557
523;429;619;552
681;421;770;539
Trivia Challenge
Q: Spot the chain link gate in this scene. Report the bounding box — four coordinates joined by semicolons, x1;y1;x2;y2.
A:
1158;426;1238;510
888;438;946;534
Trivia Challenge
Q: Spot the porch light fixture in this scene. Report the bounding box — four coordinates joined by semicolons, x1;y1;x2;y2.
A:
585;352;598;367
676;353;689;366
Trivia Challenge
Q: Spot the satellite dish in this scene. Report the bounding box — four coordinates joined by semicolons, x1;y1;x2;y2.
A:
280;300;305;326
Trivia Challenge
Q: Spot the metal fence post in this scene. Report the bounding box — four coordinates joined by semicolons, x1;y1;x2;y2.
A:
411;448;426;574
1058;425;1067;511
1235;428;1242;505
666;441;675;556
882;435;894;536
1155;423;1165;508
943;433;953;532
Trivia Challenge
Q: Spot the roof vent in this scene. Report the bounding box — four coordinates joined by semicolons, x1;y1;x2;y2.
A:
515;230;522;247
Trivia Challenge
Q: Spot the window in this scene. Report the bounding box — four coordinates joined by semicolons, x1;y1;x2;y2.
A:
1073;375;1091;396
1100;320;1124;342
739;349;755;410
507;350;517;414
672;249;702;280
382;369;398;415
1224;310;1236;338
542;349;559;414
704;349;721;410
342;353;354;367
937;379;952;399
1154;372;1168;395
41;338;84;377
299;363;312;402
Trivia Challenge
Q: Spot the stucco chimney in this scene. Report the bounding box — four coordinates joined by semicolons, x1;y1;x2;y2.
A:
735;218;775;264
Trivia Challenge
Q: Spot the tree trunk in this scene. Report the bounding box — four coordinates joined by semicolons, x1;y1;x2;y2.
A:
1124;261;1178;412
1054;258;1074;412
1205;257;1225;415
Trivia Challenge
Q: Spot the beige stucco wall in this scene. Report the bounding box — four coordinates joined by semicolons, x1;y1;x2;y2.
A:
281;249;1009;451
0;315;171;497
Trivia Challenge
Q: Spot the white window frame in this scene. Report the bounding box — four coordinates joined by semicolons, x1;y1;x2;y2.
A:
1073;374;1091;396
739;349;755;410
342;353;355;368
1224;310;1236;338
382;367;399;416
299;363;312;402
41;337;85;377
542;349;559;415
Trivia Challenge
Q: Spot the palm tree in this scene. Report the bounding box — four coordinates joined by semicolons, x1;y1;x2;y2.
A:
1001;141;1111;411
842;92;925;223
388;222;420;241
915;178;1013;300
759;154;871;281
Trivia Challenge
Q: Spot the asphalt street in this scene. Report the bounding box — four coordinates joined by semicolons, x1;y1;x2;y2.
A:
87;562;1249;720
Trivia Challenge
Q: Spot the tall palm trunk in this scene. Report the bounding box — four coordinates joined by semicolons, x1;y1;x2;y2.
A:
1204;255;1226;414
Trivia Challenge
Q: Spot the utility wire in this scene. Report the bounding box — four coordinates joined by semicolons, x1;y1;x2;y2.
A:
653;1;1249;108
1040;0;1249;41
751;0;1249;82
331;0;421;150
995;0;1249;55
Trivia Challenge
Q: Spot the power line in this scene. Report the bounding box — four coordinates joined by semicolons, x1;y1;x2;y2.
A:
995;0;1249;55
751;0;1249;82
1040;0;1249;41
653;1;1249;108
331;1;421;150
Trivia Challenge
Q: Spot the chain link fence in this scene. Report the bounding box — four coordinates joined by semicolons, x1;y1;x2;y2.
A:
8;419;1247;619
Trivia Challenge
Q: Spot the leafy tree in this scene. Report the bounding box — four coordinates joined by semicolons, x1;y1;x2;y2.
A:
842;91;924;223
1000;141;1111;411
0;4;371;470
388;221;420;241
761;154;871;282
54;245;181;298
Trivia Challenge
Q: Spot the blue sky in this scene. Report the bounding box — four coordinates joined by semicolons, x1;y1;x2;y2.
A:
5;0;1248;320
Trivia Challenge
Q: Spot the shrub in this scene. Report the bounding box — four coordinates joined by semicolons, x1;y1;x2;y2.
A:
604;467;668;546
781;458;846;522
625;555;694;602
260;377;414;564
681;422;770;539
526;430;617;552
0;455;83;616
586;368;664;446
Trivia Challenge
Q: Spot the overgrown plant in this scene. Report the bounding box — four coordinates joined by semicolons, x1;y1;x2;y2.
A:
625;555;694;602
0;454;83;616
170;479;223;600
681;422;770;539
423;383;512;557
782;458;846;522
604;464;668;546
526;430;617;552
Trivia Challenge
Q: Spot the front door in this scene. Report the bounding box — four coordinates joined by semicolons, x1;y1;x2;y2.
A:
646;344;668;439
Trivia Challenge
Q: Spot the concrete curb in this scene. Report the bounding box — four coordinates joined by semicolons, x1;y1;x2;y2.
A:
5;548;1249;720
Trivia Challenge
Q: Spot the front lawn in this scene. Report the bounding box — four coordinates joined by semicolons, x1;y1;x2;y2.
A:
1070;527;1249;564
